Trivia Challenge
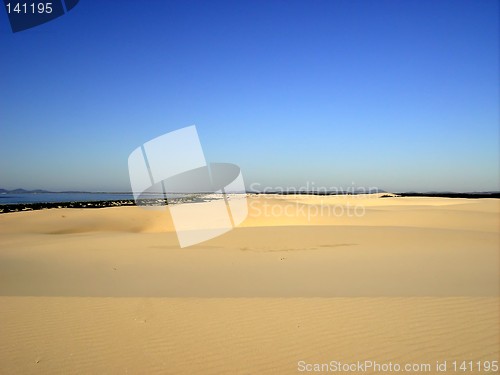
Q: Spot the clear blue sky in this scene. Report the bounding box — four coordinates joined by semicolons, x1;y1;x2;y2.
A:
1;0;498;192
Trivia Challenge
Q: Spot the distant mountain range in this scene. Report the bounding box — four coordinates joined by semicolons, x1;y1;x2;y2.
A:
0;188;52;194
0;188;129;194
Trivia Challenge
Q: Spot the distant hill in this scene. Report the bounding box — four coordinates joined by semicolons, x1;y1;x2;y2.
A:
397;192;500;199
0;188;130;194
0;188;52;194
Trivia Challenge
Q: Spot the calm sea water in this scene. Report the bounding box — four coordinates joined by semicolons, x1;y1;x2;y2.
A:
0;193;135;205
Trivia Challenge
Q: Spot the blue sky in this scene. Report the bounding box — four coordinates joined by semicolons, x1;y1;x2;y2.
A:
0;0;498;192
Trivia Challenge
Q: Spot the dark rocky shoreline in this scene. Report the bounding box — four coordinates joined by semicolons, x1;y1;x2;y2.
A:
0;195;213;214
0;200;138;214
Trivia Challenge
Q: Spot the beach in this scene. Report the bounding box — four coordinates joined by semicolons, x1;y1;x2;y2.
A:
0;194;498;373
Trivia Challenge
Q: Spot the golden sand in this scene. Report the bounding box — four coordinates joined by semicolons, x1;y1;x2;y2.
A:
0;195;498;373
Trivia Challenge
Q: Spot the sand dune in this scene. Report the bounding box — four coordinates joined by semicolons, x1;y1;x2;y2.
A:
0;195;498;373
0;195;497;297
0;297;498;374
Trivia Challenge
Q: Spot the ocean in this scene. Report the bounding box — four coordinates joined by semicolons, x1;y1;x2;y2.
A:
0;193;135;205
